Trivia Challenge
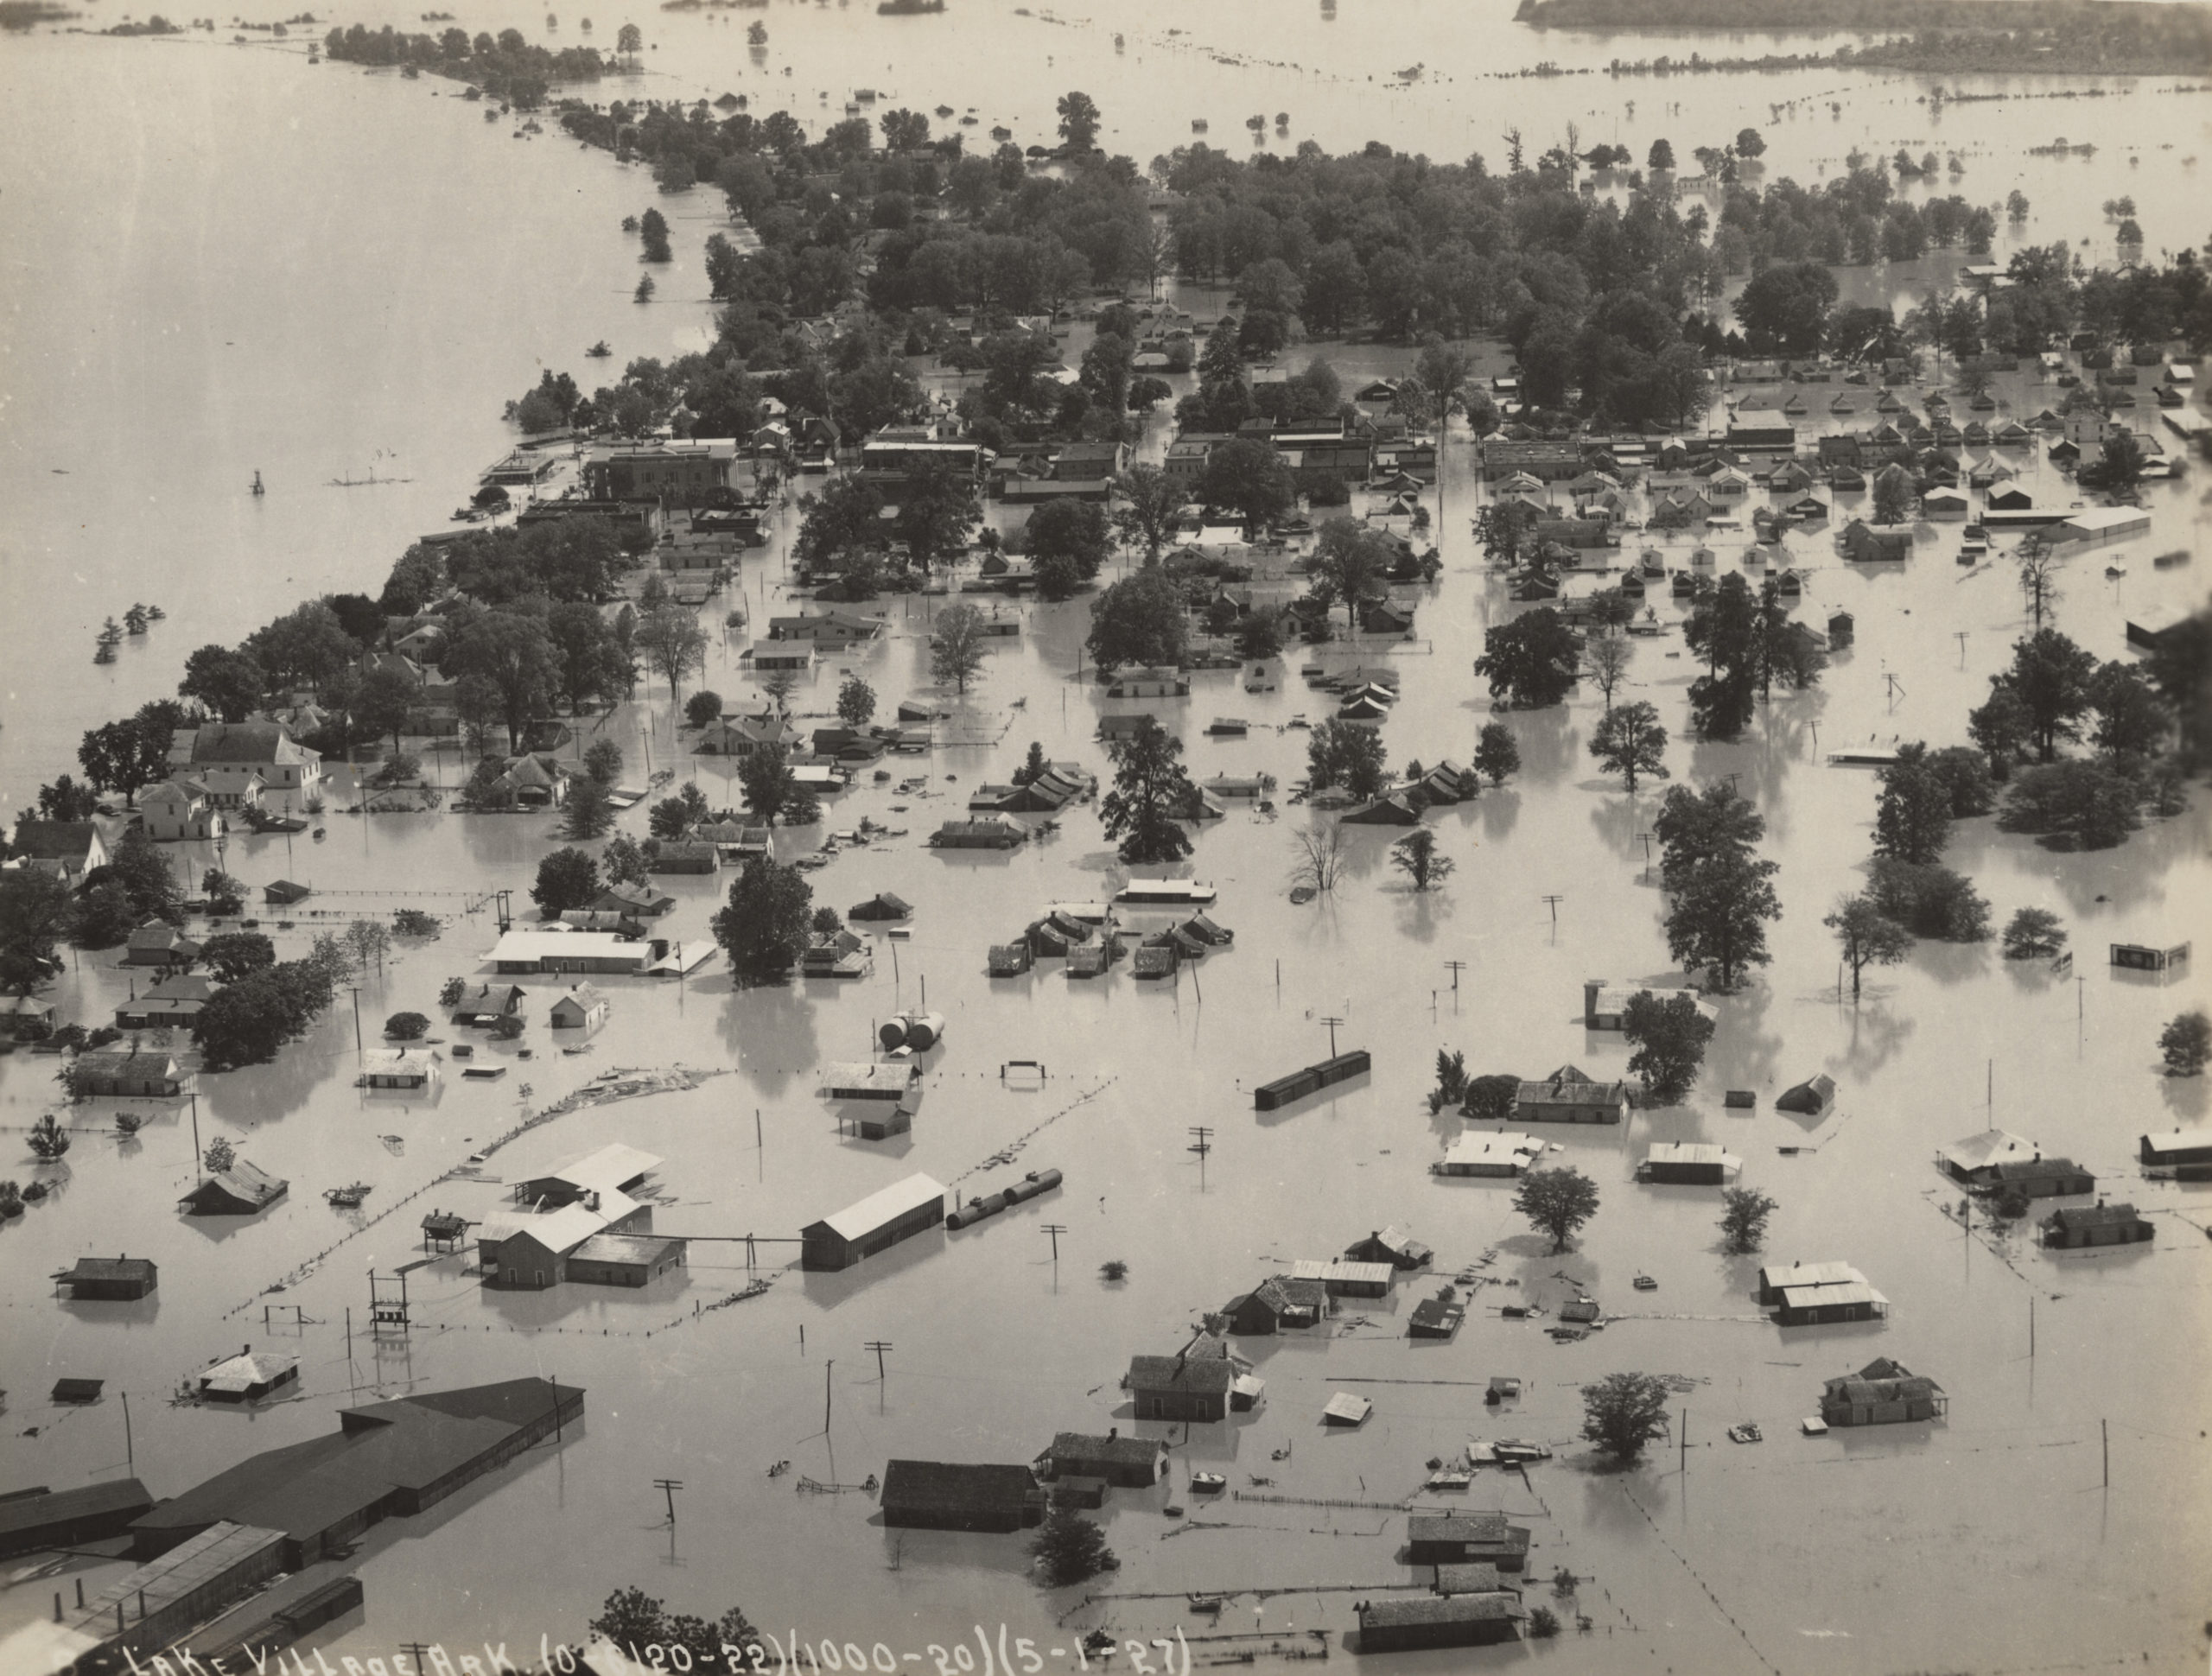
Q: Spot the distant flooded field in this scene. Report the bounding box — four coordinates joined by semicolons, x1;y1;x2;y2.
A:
2;12;2209;1674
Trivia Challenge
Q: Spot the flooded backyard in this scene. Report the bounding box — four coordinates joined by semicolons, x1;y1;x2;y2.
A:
2;7;2210;1673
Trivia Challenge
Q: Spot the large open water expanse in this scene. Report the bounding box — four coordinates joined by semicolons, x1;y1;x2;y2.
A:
2;3;2209;1671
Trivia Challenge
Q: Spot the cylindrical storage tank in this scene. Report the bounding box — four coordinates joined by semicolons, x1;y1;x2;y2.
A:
1006;1178;1039;1205
878;1017;910;1051
903;1011;945;1051
1027;1167;1064;1194
946;1203;974;1229
978;1190;1010;1218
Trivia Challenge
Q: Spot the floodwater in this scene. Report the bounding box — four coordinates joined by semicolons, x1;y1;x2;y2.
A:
2;8;2210;1673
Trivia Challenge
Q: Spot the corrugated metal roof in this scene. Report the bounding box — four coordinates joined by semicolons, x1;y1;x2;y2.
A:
814;1173;944;1241
1758;1261;1866;1291
532;1143;660;1197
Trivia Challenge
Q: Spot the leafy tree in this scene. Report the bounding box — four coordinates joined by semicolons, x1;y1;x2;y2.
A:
440;608;559;747
638;206;671;262
1683;575;1759;740
1085;569;1187;672
683;690;725;728
2086;661;2170;762
77;715;171;807
0;869;73;997
1309;518;1396;633
1622;988;1715;1103
1031;1506;1114;1587
1924;746;1996;817
385;1011;429;1040
896;458;981;575
650;782;710;839
2003;629;2099;761
1194;437;1293;528
1236;608;1285;663
245;601;356;694
1654;780;1763;886
1872;464;1915;526
201;868;247;915
2001;907;2066;960
1647;137;1675;171
1476;609;1580;708
583;738;624;785
1866;857;1989;940
2077;431;2146;497
714;855;815;984
1514;1165;1599;1253
1306;719;1388;800
1390;828;1453;892
1110;464;1182;565
531;847;601;916
1100;717;1196;866
836;676;876;729
194;959;334;1070
355;664;418;755
1027;499;1110;599
1823;895;1911;999
1471;500;1542;572
1732;261;1836;355
179;644;267;722
1873;746;1955;865
563;778;615;840
1719;1187;1778;1255
601;832;651;890
930;602;992;695
739;741;818;827
1529;1607;1562;1639
1431;1049;1470;1110
586;1590;761;1670
202;930;277;982
1054;89;1102;150
1581;1372;1674;1463
1473;723;1521;788
71;884;137;949
793;476;889;586
81;828;183;928
1584;629;1632;714
635;604;709;709
1462;1073;1520;1123
1588;701;1669;792
1967;681;2035;775
1663;843;1777;994
204;1136;235;1174
2160;1011;2211;1076
1996;759;2142;850
31;775;101;822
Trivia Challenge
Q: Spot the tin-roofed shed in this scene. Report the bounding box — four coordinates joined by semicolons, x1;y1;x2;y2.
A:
801;1173;945;1270
1358;1592;1526;1651
54;1255;158;1300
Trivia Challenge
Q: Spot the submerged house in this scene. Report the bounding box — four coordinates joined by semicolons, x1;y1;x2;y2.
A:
2040;1202;2153;1248
1936;1129;2041;1183
1344;1226;1433;1270
1636;1143;1741;1184
1776;1074;1836;1116
1405;1513;1532;1570
1516;1064;1628;1125
1125;1350;1236;1422
1435;1132;1542;1177
1759;1260;1886;1325
1039;1431;1166;1488
1357;1595;1526;1653
179;1160;289;1217
1221;1276;1329;1335
880;1461;1045;1533
477;1145;664;1289
53;1254;157;1300
1819;1357;1946;1426
198;1349;302;1405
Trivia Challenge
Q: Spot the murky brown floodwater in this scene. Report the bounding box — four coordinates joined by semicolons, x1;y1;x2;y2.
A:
2;10;2209;1673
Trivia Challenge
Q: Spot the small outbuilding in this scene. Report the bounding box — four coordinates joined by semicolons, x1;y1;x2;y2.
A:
179;1161;289;1216
197;1349;301;1404
1636;1143;1741;1184
54;1255;157;1300
1435;1132;1542;1177
1322;1392;1374;1426
1357;1594;1525;1653
799;1173;945;1271
1819;1357;1946;1426
2040;1202;2153;1248
549;983;610;1032
879;1461;1045;1533
1406;1513;1532;1569
1775;1074;1836;1115
1408;1298;1464;1338
1344;1226;1433;1270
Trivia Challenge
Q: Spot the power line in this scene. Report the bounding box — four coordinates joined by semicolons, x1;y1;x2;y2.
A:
652;1477;683;1526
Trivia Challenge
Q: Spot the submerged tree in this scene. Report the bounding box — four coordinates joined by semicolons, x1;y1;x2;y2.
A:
1823;894;1911;1000
1390;828;1454;892
1513;1165;1599;1254
1622;989;1714;1105
1588;700;1669;793
1031;1506;1115;1587
1719;1186;1779;1254
1099;717;1195;866
1580;1372;1673;1463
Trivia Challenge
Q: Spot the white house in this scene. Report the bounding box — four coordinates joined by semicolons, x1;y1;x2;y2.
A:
183;723;322;807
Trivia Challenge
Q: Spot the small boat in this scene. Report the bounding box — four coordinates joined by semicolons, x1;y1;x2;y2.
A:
1189;1471;1227;1492
1633;1273;1657;1291
1727;1422;1763;1444
324;1183;372;1207
1187;1596;1224;1615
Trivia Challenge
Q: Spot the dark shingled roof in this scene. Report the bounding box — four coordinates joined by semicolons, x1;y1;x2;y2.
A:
880;1460;1039;1514
1363;1594;1525;1627
1127;1355;1236;1394
1047;1433;1163;1470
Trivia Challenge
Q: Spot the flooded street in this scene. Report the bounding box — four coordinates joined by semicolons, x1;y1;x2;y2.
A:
3;8;2209;1673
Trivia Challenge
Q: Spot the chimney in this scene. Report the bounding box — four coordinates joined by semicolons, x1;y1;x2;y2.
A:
1584;981;1605;1027
1108;1426;1117;1440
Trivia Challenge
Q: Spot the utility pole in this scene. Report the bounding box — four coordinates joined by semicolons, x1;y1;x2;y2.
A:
1541;894;1565;924
823;1362;835;1434
1318;1015;1344;1058
866;1341;893;1381
188;1089;201;1171
122;1391;132;1472
347;986;363;1055
2101;1417;2108;1488
1680;1409;1688;1475
1443;959;1467;992
1041;1223;1067;1263
653;1478;683;1526
1188;1126;1212;1190
402;1646;434;1675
